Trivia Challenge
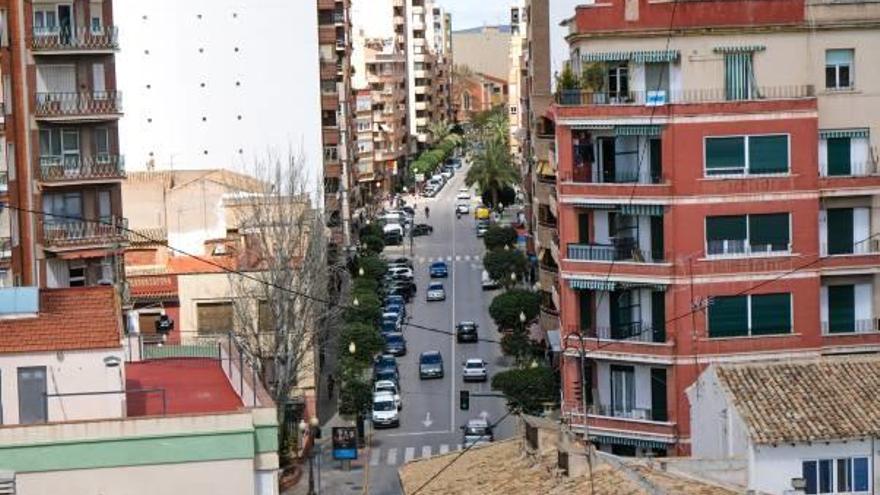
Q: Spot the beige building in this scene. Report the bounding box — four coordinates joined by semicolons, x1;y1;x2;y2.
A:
451;25;512;81
509;1;528;158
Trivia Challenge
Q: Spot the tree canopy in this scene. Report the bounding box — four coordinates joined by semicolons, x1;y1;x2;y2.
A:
489;289;541;330
491;366;559;415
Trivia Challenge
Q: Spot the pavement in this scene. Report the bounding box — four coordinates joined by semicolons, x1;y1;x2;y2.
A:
288;161;517;495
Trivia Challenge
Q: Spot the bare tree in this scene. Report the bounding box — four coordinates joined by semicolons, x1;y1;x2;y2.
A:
226;154;346;454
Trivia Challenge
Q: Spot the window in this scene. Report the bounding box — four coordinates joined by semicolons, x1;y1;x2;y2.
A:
197;301;234;335
705;135;789;176
90;2;103;33
723;52;756;100
824;207;869;256
68;260;85;287
42;192;82;224
825;49;854;89
18;367;48;424
828;285;856;334
610;365;635;415
98;190;111;223
607;62;629;101
708;293;791;337
803;456;869;494
33;8;58;34
95;127;109;162
705;213;790;256
827;137;851;176
323;146;338;162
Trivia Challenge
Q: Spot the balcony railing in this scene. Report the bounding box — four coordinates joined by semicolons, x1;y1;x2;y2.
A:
707;240;791;258
821;318;880;335
35;91;122;119
32;26;119;52
589;404;663;422
567;242;664;263
568;165;662;185
588;324;664;344
43;217;128;246
40;155;125;183
820;238;880;257
819;161;880;177
556;85;815;106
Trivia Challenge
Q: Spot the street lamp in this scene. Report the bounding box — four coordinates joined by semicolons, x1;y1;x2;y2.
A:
299;417;320;495
519;311;527;324
358;267;365;277
349;341;356;355
352;297;359;307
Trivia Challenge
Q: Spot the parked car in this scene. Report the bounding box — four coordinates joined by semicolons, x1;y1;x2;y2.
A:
373;354;398;375
429;261;449;278
419;351;444;379
374;368;400;389
456;188;471;201
384;294;405;307
462;358;488;382
411;223;434;236
456;321;479;343
475;206;491;220
383;332;407;356
373;380;401;410
401;206;415;217
386;257;413;268
475;219;490;237
381;319;400;335
440;170;452;180
462;418;494;447
372;392;400;428
424;186;438;197
481;270;501;290
426;282;446;302
382;311;403;328
384;229;402;246
384;302;406;319
385;285;413;303
387;266;414;279
456;204;470;214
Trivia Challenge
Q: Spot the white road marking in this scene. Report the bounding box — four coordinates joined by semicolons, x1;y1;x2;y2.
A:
404;447;415;463
422;445;432;459
446;256;453;262
422;412;433;428
455;255;461;261
387;448;398;465
439;444;450;455
370;448;381;466
385;430;450;437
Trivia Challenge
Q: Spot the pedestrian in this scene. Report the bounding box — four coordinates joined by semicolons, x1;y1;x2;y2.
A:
327;374;335;399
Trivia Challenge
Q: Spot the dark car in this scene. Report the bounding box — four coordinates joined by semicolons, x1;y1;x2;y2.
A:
412;224;434;236
381;319;400;335
373;354;399;376
385;285;413;303
383;332;407;356
374;368;400;389
385;302;406;319
384;294;405;308
384;231;402;246
419;351;444;379
429;261;449;278
401;206;415;217
387;278;417;296
456;321;479;343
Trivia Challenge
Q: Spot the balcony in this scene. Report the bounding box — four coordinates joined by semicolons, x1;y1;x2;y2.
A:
0;237;10;260
32;27;119;53
0;171;7;193
555;85;814;107
567;242;664;264
42;217;128;249
35;91;122;121
40;156;125;184
821;318;880;336
587;324;665;344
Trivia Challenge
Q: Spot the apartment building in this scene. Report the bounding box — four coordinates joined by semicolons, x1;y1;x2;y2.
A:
552;0;880;456
0;1;125;292
509;2;527;160
405;0;453;148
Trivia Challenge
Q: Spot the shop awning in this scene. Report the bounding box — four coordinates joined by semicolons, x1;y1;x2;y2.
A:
819;128;870;139
713;45;766;54
615;125;663;137
581;50;680;63
590;434;673;450
619;204;665;217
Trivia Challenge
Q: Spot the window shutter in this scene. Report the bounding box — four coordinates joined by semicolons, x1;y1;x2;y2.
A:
708;295;748;337
750;293;791;335
748;135;788;174
749;213;789;251
828;285;855;333
705;137;745;175
827;208;854;255
826;137;851;176
197;302;234;335
706;215;747;242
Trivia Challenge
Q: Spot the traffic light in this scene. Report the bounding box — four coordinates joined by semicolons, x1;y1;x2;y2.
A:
459;390;470;411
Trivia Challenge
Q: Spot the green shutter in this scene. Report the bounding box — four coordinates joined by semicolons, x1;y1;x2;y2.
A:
705;137;745;175
749;213;789;251
827;208;854;255
708;296;748;337
750;293;792;335
706;216;747;242
826;137;851;176
724;53;754;101
749;135;789;174
828;285;855;333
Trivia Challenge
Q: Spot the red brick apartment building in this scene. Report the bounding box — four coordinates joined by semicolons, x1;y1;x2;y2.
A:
550;0;880;456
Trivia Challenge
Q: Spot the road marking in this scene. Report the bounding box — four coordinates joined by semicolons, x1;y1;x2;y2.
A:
455;255;461;261
439;444;449;455
422;412;433;428
385;430;450;437
370;448;381;466
422;446;432;459
404;447;415;463
446;256;453;262
387;448;398;465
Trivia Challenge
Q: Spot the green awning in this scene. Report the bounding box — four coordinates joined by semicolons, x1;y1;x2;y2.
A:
581;50;680;63
570;202;618;209
615;125;662;137
569;279;616;291
819;128;870;139
713;45;766;54
619;204;665;217
571;124;613;131
619;282;668;292
590;434;673;449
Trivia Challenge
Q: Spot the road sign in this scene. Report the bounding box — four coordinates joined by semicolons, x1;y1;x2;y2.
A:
332;426;358;460
415;173;425;182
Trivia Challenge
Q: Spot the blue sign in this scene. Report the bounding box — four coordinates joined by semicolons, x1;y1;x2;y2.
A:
332;427;358;460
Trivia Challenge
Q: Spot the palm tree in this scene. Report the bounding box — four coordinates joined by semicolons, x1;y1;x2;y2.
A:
465;138;519;208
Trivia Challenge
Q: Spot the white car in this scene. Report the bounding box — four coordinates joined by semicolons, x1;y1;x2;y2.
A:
373;380;402;410
456;204;470;214
456;188;471;200
372;391;400;428
387;266;414;279
441;170;452;180
462;358;488;382
427;282;446;302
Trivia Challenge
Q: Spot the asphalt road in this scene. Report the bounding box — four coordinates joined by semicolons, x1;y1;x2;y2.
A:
364;163;516;495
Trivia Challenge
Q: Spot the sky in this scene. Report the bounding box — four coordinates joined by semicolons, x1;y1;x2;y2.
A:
439;0;510;30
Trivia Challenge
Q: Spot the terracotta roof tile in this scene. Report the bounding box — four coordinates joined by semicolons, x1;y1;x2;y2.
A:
166;255;233;274
128;274;178;301
714;356;880;444
0;287;122;354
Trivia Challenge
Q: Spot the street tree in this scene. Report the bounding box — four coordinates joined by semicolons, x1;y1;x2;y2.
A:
483;225;518;251
337;375;373;417
355;255;387;281
491;366;559;415
483;249;528;289
465;138;519;209
489;289;540;331
338;321;383;368
360;234;385;256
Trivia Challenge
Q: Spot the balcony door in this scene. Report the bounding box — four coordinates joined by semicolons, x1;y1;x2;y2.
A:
610;365;635;416
18;367;48;424
36;65;76;113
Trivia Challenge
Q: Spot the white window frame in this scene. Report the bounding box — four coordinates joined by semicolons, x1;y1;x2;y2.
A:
703;133;792;178
89;2;103;34
802;456;870;494
825;49;854;90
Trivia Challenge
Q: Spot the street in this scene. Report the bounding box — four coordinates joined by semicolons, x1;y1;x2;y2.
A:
315;162;516;495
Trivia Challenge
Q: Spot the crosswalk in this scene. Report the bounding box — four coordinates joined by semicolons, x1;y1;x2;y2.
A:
414;254;482;264
325;443;464;467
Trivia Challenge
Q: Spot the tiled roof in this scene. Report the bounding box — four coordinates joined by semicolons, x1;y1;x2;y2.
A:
714;356;880;444
0;287;122;353
398;439;738;495
129;227;167;245
128;274;178;301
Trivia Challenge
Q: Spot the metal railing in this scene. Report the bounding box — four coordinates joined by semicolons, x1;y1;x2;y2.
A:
40;155;125;182
42;216;128;246
569;164;662;185
589;324;665;343
589;404;662;422
556;85;814;106
819;161;880;177
821;318;880;335
707;240;791;258
820;238;880;257
32;26;119;51
567;242;664;263
35;91;122;118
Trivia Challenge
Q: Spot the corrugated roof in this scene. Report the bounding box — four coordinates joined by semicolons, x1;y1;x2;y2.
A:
715;356;880;444
0;287;122;353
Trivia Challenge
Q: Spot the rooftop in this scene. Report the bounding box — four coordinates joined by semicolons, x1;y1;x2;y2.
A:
714;355;880;444
126;358;242;416
0;286;121;354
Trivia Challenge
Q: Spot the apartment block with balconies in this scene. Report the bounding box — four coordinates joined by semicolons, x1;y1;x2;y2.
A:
552;0;880;457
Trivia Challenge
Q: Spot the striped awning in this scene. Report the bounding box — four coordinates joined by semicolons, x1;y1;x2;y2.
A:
591;434;673;449
570;202;618;209
819;128;870;139
615;125;662;137
619;204;665;217
713;45;766;54
569;279;616;291
571;124;614;131
582;50;680;63
619;282;668;291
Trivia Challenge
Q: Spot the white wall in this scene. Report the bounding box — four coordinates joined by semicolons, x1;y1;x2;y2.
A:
115;1;323;184
0;348;125;425
750;440;873;495
688;368;749;460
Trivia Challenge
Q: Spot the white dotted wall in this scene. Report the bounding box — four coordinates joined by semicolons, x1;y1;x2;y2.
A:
116;0;323;182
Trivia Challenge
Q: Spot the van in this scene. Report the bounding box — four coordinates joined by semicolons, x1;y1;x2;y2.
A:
381;213;402;226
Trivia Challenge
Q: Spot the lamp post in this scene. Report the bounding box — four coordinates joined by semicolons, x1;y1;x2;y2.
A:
510;271;518;289
358;267;365;277
299;416;320;495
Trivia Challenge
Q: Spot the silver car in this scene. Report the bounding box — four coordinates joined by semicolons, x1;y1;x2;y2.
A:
462;358;488;382
426;282;446;302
